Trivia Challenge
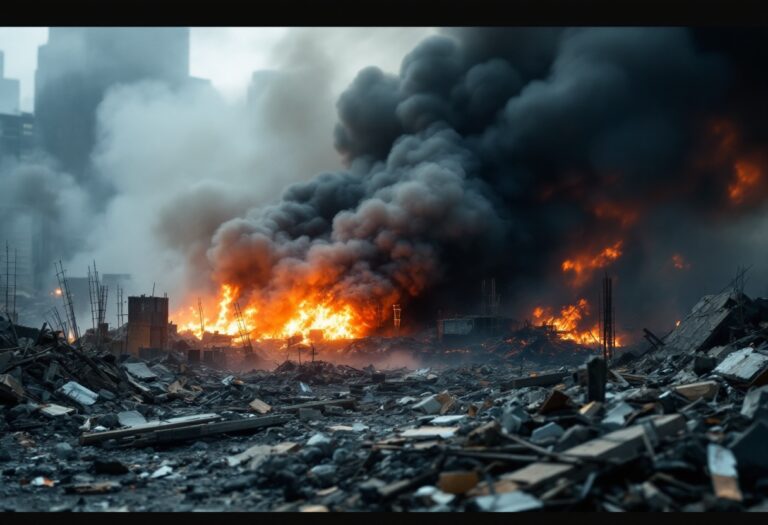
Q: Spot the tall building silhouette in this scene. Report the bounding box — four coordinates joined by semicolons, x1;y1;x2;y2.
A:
34;28;193;178
0;51;20;116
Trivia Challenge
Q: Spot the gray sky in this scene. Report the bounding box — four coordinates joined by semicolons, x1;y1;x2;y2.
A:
0;27;436;113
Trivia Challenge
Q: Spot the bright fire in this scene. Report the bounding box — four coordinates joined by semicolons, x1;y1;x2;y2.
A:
561;241;623;286
175;284;369;344
532;298;622;347
707;119;764;206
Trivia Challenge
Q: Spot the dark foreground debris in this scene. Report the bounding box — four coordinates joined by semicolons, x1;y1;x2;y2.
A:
2;290;768;512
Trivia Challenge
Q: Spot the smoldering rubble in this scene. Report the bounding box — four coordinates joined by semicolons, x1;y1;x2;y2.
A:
2;285;768;512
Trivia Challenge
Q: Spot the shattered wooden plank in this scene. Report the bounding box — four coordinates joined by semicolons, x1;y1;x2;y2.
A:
672;381;719;401
538;389;573;414
249;398;272;414
280;398;356;412
80;413;222;445
125;414;292;447
501;414;686;489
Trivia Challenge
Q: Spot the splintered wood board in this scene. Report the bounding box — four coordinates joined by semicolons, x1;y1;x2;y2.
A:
501;414;685;489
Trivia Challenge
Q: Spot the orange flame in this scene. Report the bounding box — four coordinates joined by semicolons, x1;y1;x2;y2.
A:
174;284;370;344
561;241;623;286
706;119;765;207
728;160;762;204
532;298;623;347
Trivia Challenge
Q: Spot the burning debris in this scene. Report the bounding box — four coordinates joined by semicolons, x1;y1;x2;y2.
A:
4;25;768;514
0;282;766;511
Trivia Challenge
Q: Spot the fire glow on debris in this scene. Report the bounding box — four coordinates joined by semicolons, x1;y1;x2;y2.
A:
532;299;623;347
175;284;368;343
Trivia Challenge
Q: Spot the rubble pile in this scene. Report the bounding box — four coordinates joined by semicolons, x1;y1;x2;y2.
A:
1;290;768;511
472;326;598;367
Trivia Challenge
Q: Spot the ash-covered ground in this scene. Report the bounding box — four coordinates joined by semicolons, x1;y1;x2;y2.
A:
2;289;768;512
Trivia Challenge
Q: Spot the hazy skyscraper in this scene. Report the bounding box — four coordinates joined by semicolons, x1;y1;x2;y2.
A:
34;28;192;178
0;51;21;115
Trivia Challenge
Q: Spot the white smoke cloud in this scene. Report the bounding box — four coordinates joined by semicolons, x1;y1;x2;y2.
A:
60;28;434;315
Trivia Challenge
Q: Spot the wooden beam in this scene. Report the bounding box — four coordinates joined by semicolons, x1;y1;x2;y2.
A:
80;413;222;445
280;398;356;412
126;414;292;446
501;414;686;489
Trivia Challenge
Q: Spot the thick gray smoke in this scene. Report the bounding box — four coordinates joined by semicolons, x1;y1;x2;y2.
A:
0;157;93;293
188;27;768;337
7;27;768;338
66;27;436;312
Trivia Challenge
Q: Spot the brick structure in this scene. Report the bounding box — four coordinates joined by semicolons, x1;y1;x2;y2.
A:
126;295;168;356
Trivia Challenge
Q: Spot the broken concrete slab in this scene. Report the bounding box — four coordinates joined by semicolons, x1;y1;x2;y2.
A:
714;348;768;388
672;381;720;401
531;422;565;443
741;385;768;420
58;381;98;406
399;426;458;440
708;444;743;502
469;490;543;512
664;291;749;353
412;391;456;415
117;411;147;427
122;362;158;381
38;404;75;417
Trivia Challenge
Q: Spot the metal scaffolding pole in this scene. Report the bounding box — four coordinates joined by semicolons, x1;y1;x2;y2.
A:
55;260;80;343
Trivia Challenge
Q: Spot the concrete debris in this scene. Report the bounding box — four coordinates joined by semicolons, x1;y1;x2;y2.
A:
708;444;743;501
672;381;720;401
469;491;543;512
2;287;768;511
123;362;158;381
39;403;75;417
664;291;751;353
740;386;768;420
117;410;147;427
249;398;272;414
58;382;99;406
714;348;768;388
531;422;565;442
